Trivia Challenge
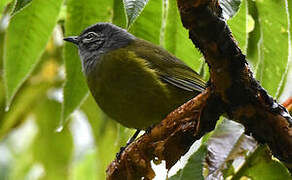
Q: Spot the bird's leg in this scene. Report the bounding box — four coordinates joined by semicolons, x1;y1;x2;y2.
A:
116;129;141;159
127;129;141;145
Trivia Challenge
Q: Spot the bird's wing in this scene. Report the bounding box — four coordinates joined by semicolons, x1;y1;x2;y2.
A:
160;69;205;92
130;39;206;92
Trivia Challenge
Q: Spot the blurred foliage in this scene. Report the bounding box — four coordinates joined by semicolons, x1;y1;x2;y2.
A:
0;0;291;179
4;0;63;107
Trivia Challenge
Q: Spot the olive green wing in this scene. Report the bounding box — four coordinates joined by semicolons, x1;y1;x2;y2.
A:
160;69;205;92
129;39;206;92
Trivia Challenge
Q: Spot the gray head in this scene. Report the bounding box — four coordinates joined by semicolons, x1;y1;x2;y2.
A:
64;23;135;74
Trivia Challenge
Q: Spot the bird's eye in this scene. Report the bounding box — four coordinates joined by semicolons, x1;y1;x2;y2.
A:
84;32;96;41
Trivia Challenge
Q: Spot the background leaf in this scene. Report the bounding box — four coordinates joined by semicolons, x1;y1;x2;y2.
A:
4;0;63;107
220;0;241;20
113;0;127;28
0;0;11;15
169;119;258;180
164;0;203;71
72;150;98;180
227;0;248;53
129;0;162;45
169;145;207;180
254;0;290;97
232;145;291;180
0;83;51;138
246;0;261;69
123;0;149;29
0;29;64;138
11;0;32;15
33;99;73;180
205;119;257;179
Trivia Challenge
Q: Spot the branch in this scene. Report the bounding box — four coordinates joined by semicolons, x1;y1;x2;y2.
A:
106;89;223;180
176;0;292;165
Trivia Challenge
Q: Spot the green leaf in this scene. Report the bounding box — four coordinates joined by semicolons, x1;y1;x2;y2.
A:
80;94;104;140
246;0;261;70
255;0;290;97
113;0;127;28
0;26;6;69
289;0;292;39
33;99;73;180
123;0;149;29
220;0;241;20
8;147;35;180
11;0;32;15
129;0;162;45
62;0;113;125
169;145;208;180
164;0;202;71
228;0;248;53
277;0;292;100
0;0;11;14
170;119;257;180
4;0;63;108
0;83;51;139
232;145;291;180
205;119;257;179
72;150;98;180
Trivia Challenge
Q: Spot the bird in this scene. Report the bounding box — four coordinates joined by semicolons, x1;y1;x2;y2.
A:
64;22;205;145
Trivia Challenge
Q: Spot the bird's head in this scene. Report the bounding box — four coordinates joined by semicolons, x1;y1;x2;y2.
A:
64;22;135;72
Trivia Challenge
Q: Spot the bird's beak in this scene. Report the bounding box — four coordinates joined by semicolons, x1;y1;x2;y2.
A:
63;36;79;45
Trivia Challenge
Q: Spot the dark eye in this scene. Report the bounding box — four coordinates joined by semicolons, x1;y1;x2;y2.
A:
84;32;96;41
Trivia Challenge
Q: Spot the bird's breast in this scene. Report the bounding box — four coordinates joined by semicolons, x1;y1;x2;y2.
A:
85;49;176;129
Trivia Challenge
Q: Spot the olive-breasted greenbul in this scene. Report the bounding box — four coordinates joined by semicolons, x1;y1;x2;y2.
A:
64;23;205;131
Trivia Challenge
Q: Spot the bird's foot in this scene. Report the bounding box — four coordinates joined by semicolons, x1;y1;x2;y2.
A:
146;125;155;134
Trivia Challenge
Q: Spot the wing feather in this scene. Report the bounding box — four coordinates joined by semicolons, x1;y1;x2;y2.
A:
128;39;206;92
